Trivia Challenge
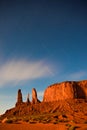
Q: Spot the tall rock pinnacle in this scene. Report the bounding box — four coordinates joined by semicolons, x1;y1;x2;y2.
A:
26;93;30;104
32;88;40;104
16;89;23;106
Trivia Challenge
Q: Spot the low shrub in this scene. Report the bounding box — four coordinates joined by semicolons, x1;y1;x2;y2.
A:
84;121;87;124
6;119;13;123
68;126;76;130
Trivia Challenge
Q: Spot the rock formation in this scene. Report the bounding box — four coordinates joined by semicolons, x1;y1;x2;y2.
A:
32;88;40;104
1;80;87;124
26;93;30;104
15;80;87;105
16;89;23;106
43;80;87;102
77;80;87;99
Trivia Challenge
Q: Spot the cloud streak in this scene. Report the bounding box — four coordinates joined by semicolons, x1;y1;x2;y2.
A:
68;71;86;80
0;59;53;87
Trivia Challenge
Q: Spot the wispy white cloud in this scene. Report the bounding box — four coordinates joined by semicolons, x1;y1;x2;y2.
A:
0;59;53;87
68;71;86;80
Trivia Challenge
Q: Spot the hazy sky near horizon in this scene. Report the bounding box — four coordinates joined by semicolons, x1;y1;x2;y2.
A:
0;0;87;114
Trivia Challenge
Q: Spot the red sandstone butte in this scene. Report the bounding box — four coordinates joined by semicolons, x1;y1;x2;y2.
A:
43;80;87;102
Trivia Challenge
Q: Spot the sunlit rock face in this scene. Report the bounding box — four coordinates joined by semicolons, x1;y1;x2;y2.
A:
43;80;87;102
32;88;40;104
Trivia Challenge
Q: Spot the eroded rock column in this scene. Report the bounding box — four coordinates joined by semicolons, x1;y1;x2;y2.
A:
26;93;30;104
16;89;23;106
32;88;40;104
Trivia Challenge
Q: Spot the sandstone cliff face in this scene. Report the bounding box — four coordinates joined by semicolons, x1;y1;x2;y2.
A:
43;80;87;102
77;80;87;99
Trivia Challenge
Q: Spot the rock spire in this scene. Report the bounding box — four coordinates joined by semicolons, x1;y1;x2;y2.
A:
32;88;40;104
16;89;23;106
26;93;30;104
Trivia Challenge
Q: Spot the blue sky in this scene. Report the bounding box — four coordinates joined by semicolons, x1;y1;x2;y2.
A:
0;0;87;114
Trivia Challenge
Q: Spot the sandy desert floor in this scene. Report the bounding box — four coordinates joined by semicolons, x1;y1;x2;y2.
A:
0;123;66;130
0;123;87;130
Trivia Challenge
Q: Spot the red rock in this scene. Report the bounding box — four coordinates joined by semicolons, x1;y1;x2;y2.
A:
26;93;30;104
15;89;23;106
32;88;40;104
43;80;87;102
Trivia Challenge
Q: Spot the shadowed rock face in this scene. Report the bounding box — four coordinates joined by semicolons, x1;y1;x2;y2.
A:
32;88;40;104
43;80;87;102
77;80;87;99
26;93;30;104
17;89;23;103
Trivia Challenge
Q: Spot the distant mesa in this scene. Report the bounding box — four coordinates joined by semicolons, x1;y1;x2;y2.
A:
43;80;87;102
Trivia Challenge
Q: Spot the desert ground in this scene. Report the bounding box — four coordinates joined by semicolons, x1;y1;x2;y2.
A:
0;122;87;130
0;123;66;130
